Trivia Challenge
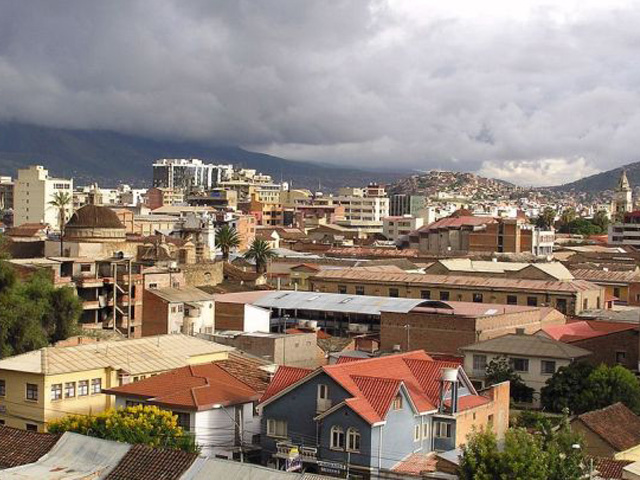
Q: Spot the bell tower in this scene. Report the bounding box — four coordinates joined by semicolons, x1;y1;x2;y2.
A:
614;170;633;216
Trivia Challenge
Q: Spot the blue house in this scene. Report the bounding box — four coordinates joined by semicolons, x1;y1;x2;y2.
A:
258;351;510;478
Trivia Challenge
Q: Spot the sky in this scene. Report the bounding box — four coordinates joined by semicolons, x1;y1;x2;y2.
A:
1;1;639;186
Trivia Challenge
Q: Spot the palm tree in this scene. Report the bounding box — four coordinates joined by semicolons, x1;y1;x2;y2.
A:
48;191;72;256
244;239;276;274
215;225;241;261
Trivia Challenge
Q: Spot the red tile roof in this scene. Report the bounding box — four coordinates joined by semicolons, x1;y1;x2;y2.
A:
262;351;486;424
336;356;365;364
286;328;331;340
104;357;268;410
575;403;640;451
391;452;437;475
589;456;633;479
0;427;59;468
260;366;314;403
5;223;48;238
104;444;197;480
542;321;637;343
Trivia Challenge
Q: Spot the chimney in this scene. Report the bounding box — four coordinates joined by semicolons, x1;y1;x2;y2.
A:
515;328;525;335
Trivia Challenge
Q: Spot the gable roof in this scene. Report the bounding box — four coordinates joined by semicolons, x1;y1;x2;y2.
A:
261;351;486;425
103;355;268;411
575;403;640;452
541;321;638;343
0;427;59;469
261;366;314;403
460;333;592;359
104;444;198;480
146;286;215;303
588;456;633;480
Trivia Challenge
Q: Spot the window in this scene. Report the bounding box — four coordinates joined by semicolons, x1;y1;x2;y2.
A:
355;286;365;296
556;298;567;314
64;382;76;398
25;423;38;432
435;421;452;438
0;420;4;426
148;283;158;289
318;384;329;400
91;378;102;394
510;357;529;372
614;287;621;298
0;379;5;397
26;383;38;401
347;428;361;452
527;296;538;307
616;351;627;364
414;424;421;442
420;290;431;300
338;285;347;294
174;412;191;431
583;299;588;310
440;291;450;301
389;288;399;298
78;380;89;396
488;414;494;425
472;293;483;303
473;354;487;372
267;419;288;438
541;360;556;375
422;423;429;439
506;295;518;305
393;394;403;410
177;304;183;313
330;425;345;450
51;384;62;401
80;264;91;273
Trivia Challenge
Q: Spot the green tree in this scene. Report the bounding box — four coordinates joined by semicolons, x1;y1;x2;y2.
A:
499;428;548;480
513;410;553;440
244;238;277;273
485;356;534;403
536;207;556;230
559;207;577;226
215;225;241;261
581;364;640;414
48;404;198;453
459;428;501;480
546;418;587;480
592;210;610;233
540;361;595;414
48;191;72;255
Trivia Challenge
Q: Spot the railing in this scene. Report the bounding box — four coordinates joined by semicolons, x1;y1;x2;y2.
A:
275;442;317;462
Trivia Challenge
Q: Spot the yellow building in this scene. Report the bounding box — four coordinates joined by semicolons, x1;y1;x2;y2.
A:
0;335;233;432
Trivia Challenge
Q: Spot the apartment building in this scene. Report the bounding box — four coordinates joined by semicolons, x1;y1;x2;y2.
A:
313;184;389;227
0;335;233;432
383;215;424;242
309;268;605;315
142;286;216;336
145;187;185;210
152;158;233;190
13;166;73;229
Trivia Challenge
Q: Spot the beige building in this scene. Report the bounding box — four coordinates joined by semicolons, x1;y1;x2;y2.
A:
14;166;73;229
310;268;605;315
460;331;591;407
0;335;232;432
383;215;424;242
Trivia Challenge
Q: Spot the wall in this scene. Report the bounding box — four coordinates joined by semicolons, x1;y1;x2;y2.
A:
244;304;271;333
214;302;246;331
570;419;616;458
570;330;639;370
454;382;510;447
141;290;170;336
0;371;46;431
181;262;223;287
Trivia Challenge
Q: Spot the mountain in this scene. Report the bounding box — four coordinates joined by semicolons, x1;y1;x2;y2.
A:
0;123;404;190
552;161;640;193
388;170;516;199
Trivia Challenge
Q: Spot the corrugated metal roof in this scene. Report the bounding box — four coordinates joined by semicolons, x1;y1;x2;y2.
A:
181;457;331;479
0;335;233;375
460;333;592;359
570;268;640;284
252;291;427;315
148;286;215;303
0;432;131;479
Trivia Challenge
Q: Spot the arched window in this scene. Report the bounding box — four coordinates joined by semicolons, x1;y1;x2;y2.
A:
330;425;345;450
347;428;361;452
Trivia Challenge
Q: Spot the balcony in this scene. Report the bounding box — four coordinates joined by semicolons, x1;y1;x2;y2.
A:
274;442;317;463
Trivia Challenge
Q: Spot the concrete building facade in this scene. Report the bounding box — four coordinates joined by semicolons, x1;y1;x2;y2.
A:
14;166;73;229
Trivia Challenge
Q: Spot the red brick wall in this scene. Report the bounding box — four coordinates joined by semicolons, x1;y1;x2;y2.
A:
571;330;639;370
141;290;169;336
214;302;246;331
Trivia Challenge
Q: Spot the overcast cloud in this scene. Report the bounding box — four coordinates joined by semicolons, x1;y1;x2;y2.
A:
1;0;640;185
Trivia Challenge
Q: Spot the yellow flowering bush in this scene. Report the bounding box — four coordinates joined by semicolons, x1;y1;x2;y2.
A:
48;404;198;453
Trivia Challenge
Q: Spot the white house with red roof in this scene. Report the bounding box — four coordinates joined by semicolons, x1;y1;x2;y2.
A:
258;351;509;478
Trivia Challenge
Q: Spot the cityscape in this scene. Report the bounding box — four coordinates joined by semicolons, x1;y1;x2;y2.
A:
2;1;640;480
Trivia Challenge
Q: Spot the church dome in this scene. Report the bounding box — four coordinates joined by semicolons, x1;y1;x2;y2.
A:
64;205;126;242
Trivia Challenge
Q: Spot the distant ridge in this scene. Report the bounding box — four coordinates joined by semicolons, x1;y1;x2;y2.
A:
552;161;640;193
0;123;404;190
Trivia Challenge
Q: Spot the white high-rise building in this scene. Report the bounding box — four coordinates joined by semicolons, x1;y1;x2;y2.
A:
152;159;233;191
14;165;73;229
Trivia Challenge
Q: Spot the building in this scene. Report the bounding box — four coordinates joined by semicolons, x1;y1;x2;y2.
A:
539;320;639;371
313;185;390;228
259;351;510;478
383;215;424;242
389;194;428;218
571;403;640;461
424;258;574;281
609;211;640;248
565;269;640;306
104;353;270;459
142;286;216;336
13;165;73;229
0;176;14;212
408;213;554;256
152;158;233;191
380;301;566;356
145;187;185;210
460;331;591;407
613;170;634;218
310;268;605;315
0;334;232;431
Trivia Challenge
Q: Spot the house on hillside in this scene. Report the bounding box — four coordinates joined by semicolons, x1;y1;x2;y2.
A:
258;351;510;478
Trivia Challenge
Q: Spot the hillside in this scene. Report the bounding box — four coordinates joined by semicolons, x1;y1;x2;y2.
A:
0;123;403;190
553;161;640;193
389;170;516;199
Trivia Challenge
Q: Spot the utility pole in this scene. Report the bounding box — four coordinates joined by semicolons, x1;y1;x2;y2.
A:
405;324;411;351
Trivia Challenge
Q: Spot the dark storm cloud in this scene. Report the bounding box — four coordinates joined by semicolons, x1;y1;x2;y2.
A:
1;0;640;184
